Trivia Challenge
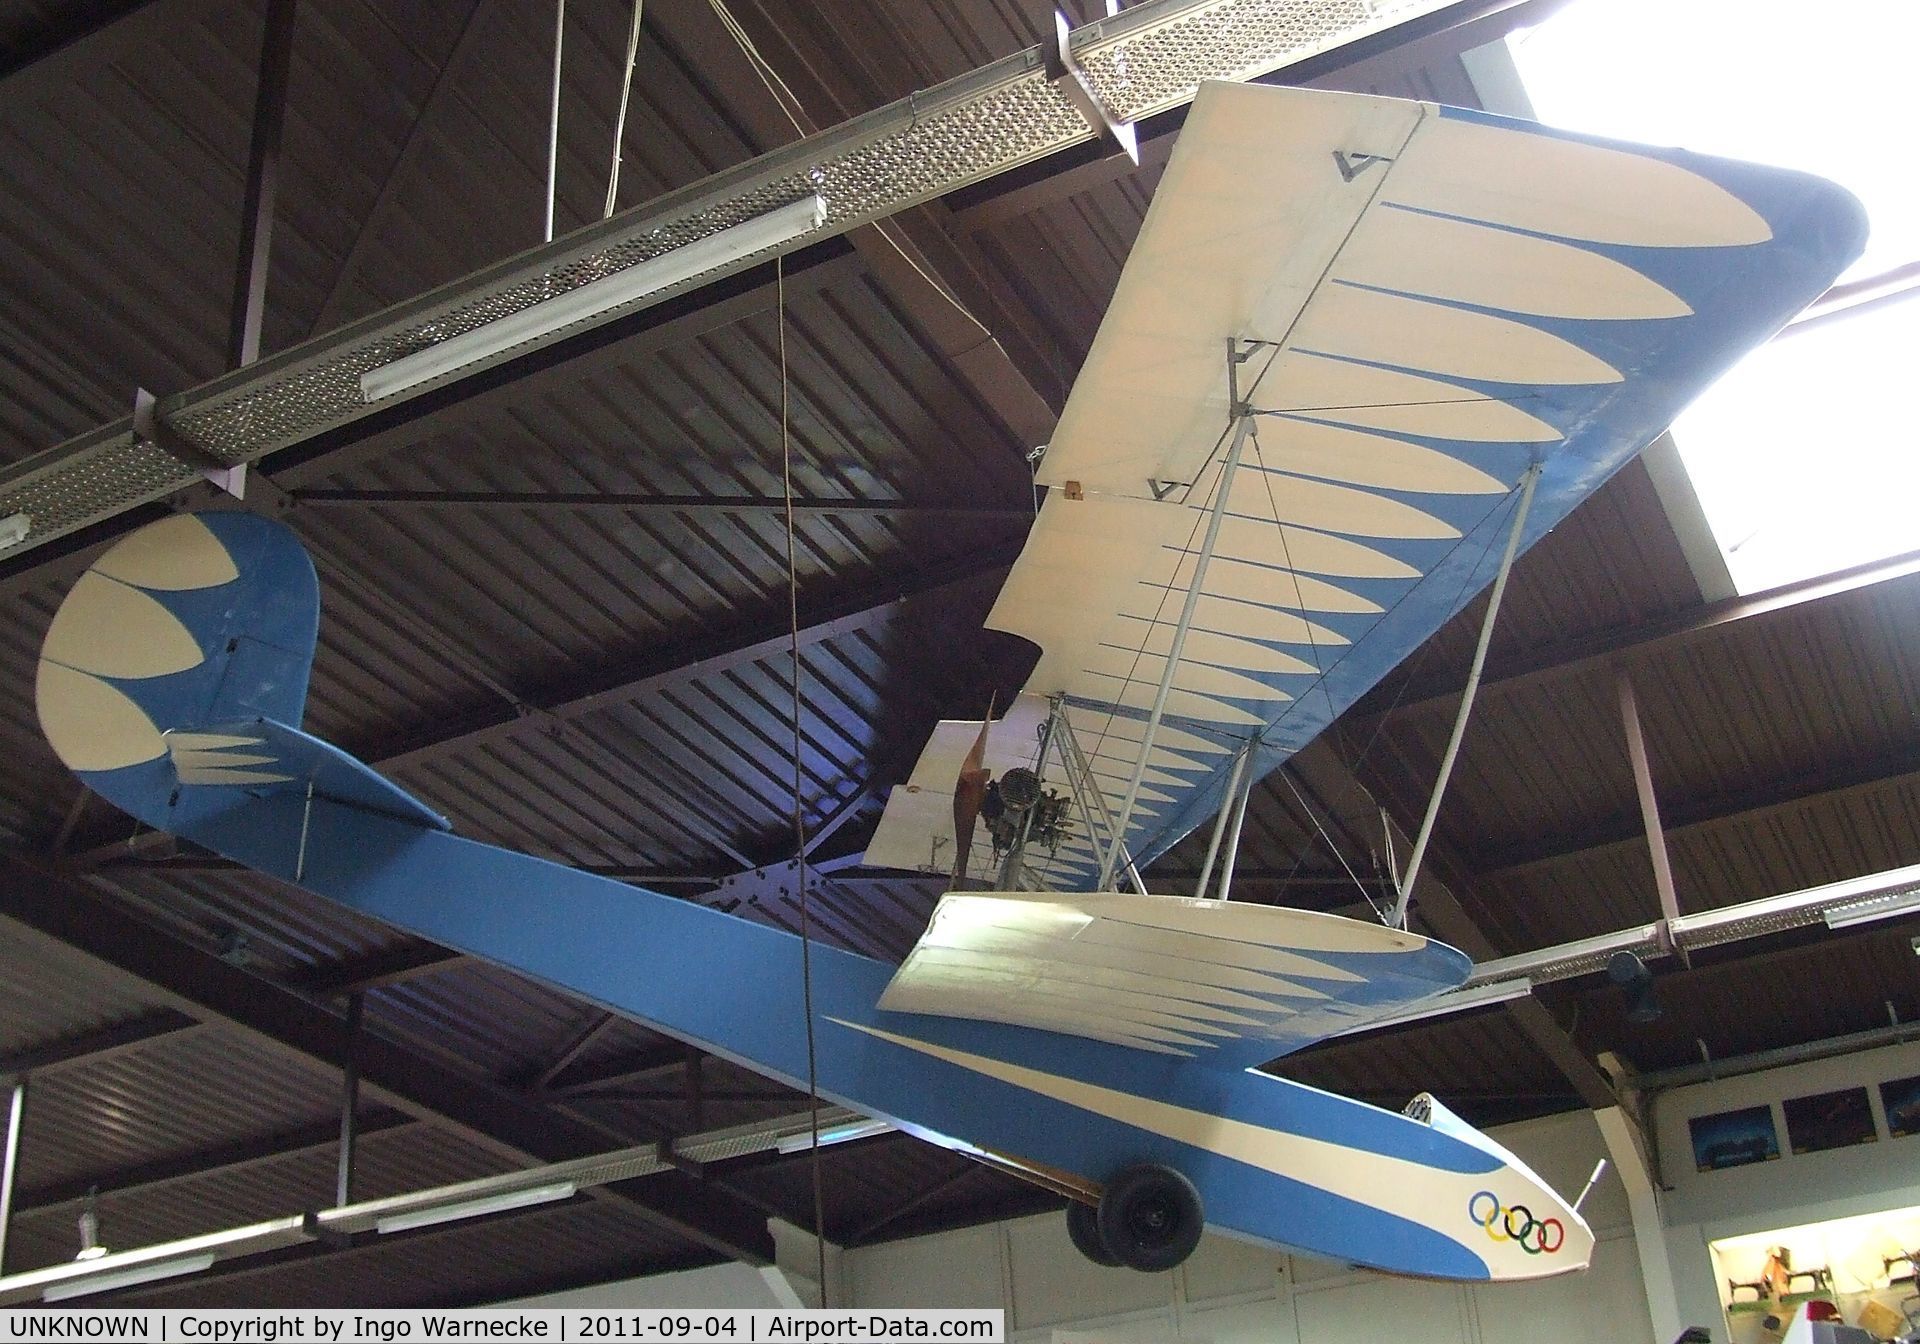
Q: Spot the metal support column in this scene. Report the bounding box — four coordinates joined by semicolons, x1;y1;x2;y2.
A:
1192;740;1252;899
334;993;362;1208
1100;343;1257;889
545;0;565;243
1393;463;1542;927
1620;671;1684;955
1055;717;1149;895
684;1047;706;1131
1212;742;1258;900
1595;1105;1685;1343
228;0;299;370
0;1079;23;1276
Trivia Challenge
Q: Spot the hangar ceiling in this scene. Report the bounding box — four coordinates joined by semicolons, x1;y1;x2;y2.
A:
1;0;1915;1307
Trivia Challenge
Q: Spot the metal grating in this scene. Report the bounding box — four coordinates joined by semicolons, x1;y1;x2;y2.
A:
0;0;1458;555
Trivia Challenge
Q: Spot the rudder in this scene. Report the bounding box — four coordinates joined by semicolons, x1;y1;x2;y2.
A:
36;512;319;831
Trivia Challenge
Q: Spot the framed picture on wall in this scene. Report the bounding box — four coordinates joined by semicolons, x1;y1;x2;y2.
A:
1783;1087;1877;1155
1690;1105;1781;1172
1882;1076;1920;1137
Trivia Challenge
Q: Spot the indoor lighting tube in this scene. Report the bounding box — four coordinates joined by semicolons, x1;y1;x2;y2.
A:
1337;976;1533;1039
372;1180;577;1234
774;1117;893;1155
1823;889;1920;930
41;1252;217;1302
359;195;828;403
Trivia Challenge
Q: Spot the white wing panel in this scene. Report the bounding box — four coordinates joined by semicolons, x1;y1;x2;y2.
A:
878;892;1471;1066
863;81;1865;901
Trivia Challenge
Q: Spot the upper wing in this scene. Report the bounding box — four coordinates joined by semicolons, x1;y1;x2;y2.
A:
868;82;1864;888
877;890;1470;1066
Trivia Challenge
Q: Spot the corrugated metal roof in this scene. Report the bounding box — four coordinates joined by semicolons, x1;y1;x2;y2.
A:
0;918;164;1055
4;0;1914;1307
4;1119;512;1275
128;1200;709;1307
14;1027;345;1193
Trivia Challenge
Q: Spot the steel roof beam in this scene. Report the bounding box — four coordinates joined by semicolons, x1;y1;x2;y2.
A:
1;0;1492;564
0;244;866;604
288;490;1036;520
0;1010;200;1081
1286;741;1619;1110
304;0;489;339
296;943;471;998
0;0;188;91
1472;740;1920;882
1360;543;1920;727
650;0;1063;446
11;1112;414;1217
368;541;1022;774
0;856;775;1264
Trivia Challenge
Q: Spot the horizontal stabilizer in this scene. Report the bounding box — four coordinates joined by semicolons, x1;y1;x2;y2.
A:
166;719;449;831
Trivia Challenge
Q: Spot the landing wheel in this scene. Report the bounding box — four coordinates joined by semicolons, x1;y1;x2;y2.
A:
1066;1200;1121;1267
1094;1165;1205;1272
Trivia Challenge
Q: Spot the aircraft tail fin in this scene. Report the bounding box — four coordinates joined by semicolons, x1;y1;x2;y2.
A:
36;512;336;834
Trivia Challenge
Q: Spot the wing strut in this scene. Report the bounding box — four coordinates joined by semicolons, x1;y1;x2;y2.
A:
1209;734;1260;900
1097;339;1261;890
1049;701;1150;896
1390;462;1542;927
1192;739;1253;899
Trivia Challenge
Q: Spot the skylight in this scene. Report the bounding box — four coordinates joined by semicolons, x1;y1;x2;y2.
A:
1507;0;1920;594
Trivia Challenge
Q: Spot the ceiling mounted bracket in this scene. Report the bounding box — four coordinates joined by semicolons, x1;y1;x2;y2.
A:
655;1140;707;1179
132;389;245;500
1045;7;1139;164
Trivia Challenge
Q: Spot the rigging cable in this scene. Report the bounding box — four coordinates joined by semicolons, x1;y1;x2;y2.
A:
604;0;645;219
777;254;832;1304
545;0;565;242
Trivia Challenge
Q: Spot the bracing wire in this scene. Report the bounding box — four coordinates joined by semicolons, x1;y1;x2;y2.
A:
603;0;645;219
545;0;565;243
706;0;807;132
777;254;832;1304
705;0;990;334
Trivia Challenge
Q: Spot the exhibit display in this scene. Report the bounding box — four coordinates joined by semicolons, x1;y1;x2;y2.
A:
33;83;1864;1284
1713;1209;1920;1342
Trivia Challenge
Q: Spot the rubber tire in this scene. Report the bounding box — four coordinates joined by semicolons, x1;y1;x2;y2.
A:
1095;1164;1204;1272
1066;1200;1122;1267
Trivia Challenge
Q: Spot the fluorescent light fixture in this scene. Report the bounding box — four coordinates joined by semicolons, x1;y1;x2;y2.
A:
0;513;28;549
775;1117;893;1155
372;1180;576;1234
1340;976;1533;1039
1824;889;1920;931
41;1252;216;1302
359;195;828;403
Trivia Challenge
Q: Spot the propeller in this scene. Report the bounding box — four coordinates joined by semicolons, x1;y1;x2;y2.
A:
950;696;995;890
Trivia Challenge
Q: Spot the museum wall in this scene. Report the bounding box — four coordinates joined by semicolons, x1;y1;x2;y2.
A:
1653;1038;1920;1340
500;1110;1653;1343
841;1109;1644;1343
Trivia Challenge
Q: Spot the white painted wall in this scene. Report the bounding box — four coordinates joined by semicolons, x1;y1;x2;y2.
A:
839;1109;1646;1344
502;1262;808;1310
493;1110;1654;1344
1652;1039;1920;1338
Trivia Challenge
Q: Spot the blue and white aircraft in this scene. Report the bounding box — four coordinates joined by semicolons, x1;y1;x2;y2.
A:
35;84;1862;1282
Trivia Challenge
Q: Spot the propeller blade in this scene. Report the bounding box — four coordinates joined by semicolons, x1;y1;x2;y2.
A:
950;697;995;888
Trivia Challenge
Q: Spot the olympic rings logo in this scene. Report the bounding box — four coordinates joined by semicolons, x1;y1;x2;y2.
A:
1467;1191;1564;1255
